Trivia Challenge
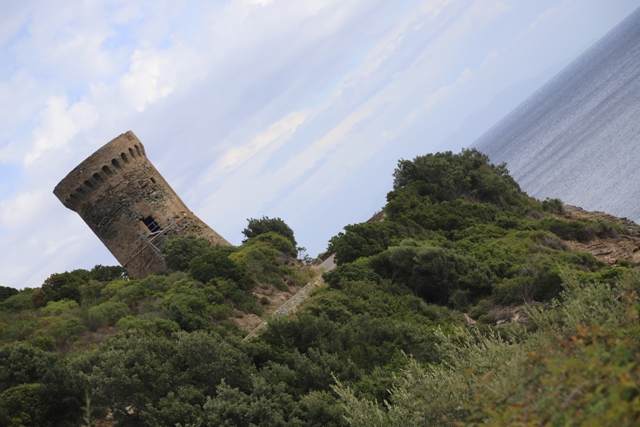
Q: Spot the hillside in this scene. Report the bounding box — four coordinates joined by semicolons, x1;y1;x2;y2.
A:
1;149;639;426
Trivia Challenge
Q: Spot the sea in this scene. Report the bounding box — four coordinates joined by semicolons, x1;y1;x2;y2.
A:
473;6;640;222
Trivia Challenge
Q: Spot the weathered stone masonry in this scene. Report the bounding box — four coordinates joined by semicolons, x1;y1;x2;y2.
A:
54;131;230;278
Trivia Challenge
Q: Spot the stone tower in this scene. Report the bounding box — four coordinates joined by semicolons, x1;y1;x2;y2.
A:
54;131;230;278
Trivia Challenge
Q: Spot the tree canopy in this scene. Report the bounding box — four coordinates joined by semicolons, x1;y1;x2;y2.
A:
242;216;297;247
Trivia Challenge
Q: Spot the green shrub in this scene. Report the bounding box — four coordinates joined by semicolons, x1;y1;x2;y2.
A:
541;198;565;214
242;216;297;247
72;330;254;426
210;304;233;320
383;239;493;304
0;343;82;426
89;264;128;282
328;222;408;265
115;316;180;336
492;257;563;304
0;290;35;312
40;269;92;304
164;293;212;332
163;235;212;272
189;248;253;288
467;327;640;426
323;259;382;289
0;383;47;427
391;149;525;208
86;301;128;330
40;299;79;316
0;286;18;304
537;217;620;243
0;319;37;341
35;316;86;350
244;231;297;257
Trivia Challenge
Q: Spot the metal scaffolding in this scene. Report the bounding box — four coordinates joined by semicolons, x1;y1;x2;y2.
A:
136;215;183;261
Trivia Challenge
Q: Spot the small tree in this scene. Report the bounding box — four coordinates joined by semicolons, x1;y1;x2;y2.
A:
40;270;92;304
242;216;297;247
163;235;212;272
0;286;18;303
90;265;128;282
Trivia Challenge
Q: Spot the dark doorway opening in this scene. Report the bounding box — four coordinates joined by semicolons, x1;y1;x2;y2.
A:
142;216;162;233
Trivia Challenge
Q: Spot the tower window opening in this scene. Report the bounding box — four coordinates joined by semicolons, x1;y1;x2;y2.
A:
150;177;156;184
112;159;122;169
84;180;94;189
129;147;136;158
93;173;104;183
102;165;114;176
142;216;162;233
121;153;129;163
135;145;143;157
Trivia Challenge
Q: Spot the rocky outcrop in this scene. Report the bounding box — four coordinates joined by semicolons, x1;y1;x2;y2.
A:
559;205;640;264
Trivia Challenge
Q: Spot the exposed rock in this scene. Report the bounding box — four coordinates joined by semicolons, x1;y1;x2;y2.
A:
463;313;477;326
492;305;530;326
559;205;640;264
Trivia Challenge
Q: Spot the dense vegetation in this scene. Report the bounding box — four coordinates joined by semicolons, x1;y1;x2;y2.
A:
1;149;639;426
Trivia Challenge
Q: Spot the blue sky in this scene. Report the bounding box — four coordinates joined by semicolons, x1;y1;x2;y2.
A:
1;0;639;289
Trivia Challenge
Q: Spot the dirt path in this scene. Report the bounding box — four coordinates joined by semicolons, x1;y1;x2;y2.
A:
243;255;336;340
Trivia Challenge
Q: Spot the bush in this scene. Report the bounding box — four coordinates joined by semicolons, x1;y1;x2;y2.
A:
391;149;524;208
242;216;297;247
40;270;92;304
323;260;382;289
243;231;297;257
115;316;181;336
0;383;47;427
0;290;35;312
0;343;82;426
231;241;294;289
541;198;565;214
189;249;253;289
210;304;233;320
34;316;87;351
40;299;79;316
467;327;640;426
328;222;408;265
536;217;620;243
73;330;254;426
90;265;128;282
86;301;129;330
164;293;212;332
0;286;18;304
383;239;493;304
163;235;212;272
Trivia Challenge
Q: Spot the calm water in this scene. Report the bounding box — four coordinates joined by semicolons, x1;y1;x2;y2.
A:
474;7;640;222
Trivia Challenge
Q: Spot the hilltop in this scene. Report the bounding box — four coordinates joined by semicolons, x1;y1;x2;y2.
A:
1;149;639;426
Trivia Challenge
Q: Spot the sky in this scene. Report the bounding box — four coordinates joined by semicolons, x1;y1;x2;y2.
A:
1;0;639;289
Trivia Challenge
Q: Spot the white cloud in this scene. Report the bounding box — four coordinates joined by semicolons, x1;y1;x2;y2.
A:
244;0;274;6
118;48;176;112
0;3;33;46
215;110;310;173
0;190;48;231
24;97;98;165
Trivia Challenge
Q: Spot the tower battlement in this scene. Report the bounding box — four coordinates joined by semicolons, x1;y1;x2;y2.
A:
54;131;230;278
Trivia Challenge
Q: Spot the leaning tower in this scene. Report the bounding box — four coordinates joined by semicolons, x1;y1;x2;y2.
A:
54;131;230;278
